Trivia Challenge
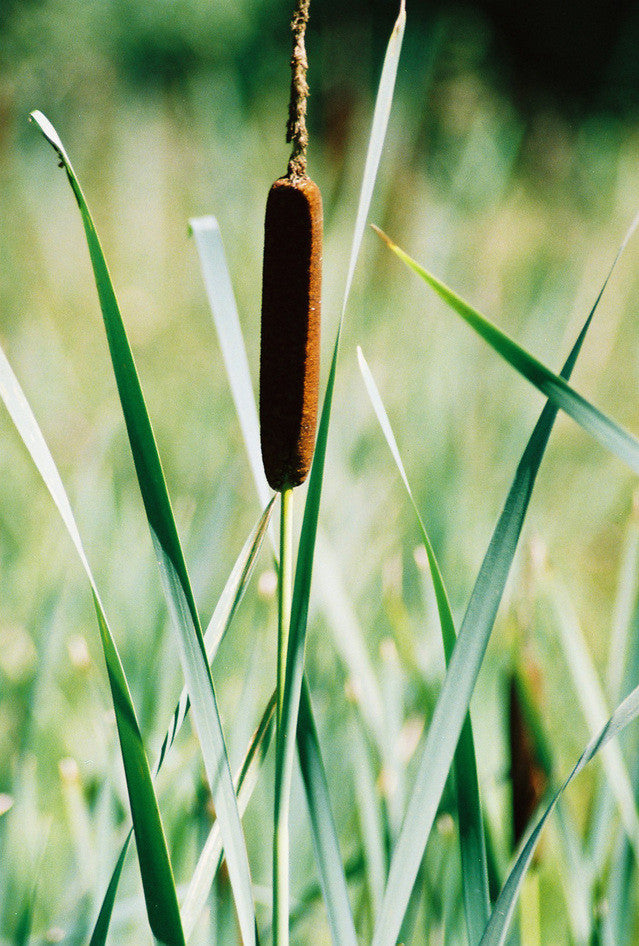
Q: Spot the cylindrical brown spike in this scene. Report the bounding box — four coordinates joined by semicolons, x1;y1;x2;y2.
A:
260;174;322;491
508;673;548;850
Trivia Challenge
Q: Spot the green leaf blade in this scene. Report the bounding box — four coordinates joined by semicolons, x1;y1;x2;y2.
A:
296;679;359;946
358;346;490;943
0;339;184;946
190;215;271;512
182;693;277;940
89;502;273;944
370;210;635;946
342;0;405;315
480;684;639;946
31;110;256;946
376;227;639;476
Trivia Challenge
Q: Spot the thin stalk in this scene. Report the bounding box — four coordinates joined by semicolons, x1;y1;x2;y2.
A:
274;487;294;946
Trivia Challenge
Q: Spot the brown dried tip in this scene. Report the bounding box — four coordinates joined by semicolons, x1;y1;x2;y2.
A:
260;175;322;491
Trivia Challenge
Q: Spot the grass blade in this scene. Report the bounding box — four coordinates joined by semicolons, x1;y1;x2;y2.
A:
374;224;639;476
0;345;184;945
479;683;639;946
591;597;639;945
189;216;271;510
606;500;639;701
350;715;387;921
89;501;273;944
182;693;277;940
358;346;490;944
89;835;131;946
545;576;639;859
296;679;359;946
31;110;256;946
342;0;405;315
260;854;366;941
370;212;637;946
154;498;274;776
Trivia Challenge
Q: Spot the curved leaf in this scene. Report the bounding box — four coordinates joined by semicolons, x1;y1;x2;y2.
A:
370;213;637;946
31;110;256;946
182;693;277;940
90;500;273;944
358;346;489;944
375;225;639;476
0;342;183;945
479;683;639;946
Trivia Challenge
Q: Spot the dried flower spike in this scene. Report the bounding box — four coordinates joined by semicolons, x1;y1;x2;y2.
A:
508;672;549;850
259;0;321;492
260;175;322;491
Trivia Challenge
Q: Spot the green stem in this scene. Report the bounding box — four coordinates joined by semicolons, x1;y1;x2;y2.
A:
274;487;294;946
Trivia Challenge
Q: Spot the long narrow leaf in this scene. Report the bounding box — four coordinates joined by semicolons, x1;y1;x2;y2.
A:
342;0;405;315
479;683;639;946
31;111;256;946
358;346;490;944
350;715;387;920
607;504;639;701
0;344;184;945
599;598;639;946
89;834;130;946
296;679;359;946
375;225;639;476
154;498;274;777
90;500;273;945
182;693;277;940
602;747;639;946
546;576;639;859
371;213;637;946
189;216;271;510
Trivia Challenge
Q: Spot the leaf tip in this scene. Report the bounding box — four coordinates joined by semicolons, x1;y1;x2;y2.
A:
30;110;68;169
371;224;395;251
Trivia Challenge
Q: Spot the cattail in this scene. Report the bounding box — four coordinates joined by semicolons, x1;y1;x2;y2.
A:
260;175;322;491
508;671;550;850
259;0;322;492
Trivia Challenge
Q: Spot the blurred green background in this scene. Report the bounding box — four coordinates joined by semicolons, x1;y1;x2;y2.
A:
3;1;639;943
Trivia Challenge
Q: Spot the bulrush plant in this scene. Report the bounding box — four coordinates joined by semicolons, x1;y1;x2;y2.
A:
259;3;322;944
4;1;639;944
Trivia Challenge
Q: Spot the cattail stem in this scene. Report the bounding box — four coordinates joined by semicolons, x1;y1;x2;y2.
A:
287;0;311;178
273;487;294;946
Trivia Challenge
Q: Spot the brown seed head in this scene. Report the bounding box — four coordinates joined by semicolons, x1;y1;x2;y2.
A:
509;673;549;850
260;175;322;491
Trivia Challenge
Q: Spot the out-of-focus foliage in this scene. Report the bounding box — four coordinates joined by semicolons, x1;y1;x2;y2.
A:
3;2;639;944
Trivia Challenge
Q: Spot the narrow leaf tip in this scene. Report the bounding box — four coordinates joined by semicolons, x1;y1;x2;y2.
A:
371;224;395;250
29;110;68;165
